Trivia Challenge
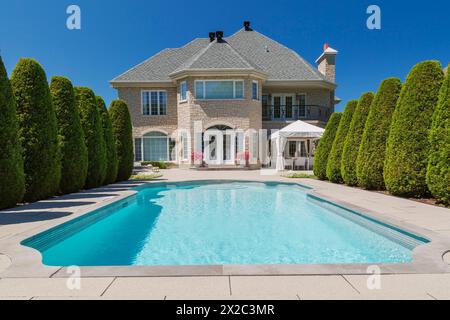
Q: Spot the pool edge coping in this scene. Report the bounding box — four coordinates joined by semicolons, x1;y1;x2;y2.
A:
1;178;450;278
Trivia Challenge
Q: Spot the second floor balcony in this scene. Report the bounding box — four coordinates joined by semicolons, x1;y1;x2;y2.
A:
262;104;331;122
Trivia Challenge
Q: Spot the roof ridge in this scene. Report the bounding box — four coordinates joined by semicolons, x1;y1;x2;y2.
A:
174;40;215;72
224;40;258;70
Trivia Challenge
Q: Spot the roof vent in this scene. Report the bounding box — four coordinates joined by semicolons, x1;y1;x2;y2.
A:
216;31;224;42
209;32;216;42
244;21;252;31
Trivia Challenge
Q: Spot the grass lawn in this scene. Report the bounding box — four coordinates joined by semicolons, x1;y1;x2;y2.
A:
130;173;163;181
283;172;317;179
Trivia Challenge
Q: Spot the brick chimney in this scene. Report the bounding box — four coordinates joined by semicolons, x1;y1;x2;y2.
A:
316;43;338;82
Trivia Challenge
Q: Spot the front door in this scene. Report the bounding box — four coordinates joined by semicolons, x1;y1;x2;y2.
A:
223;131;236;165
204;129;236;165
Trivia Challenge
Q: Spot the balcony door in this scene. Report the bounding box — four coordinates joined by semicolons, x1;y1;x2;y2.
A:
273;96;282;120
272;94;295;120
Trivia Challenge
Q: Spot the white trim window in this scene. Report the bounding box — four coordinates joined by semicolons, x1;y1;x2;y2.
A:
195;80;245;100
142;91;167;115
180;131;189;161
142;131;169;161
252;80;259;100
180;81;187;102
134;138;143;162
297;94;307;118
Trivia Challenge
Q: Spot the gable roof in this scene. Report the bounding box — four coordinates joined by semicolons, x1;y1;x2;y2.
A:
111;28;332;84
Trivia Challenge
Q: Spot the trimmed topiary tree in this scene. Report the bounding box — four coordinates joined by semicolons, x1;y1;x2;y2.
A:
356;78;402;190
426;65;450;205
314;113;342;180
74;87;106;189
11;58;61;202
96;96;118;185
0;56;25;209
341;92;374;186
384;61;444;197
109;99;134;182
50;76;88;194
326;100;358;183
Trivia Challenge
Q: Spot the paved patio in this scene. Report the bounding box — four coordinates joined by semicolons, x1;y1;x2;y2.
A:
1;169;450;300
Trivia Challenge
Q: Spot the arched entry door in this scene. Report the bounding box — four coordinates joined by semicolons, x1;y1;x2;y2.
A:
203;125;236;165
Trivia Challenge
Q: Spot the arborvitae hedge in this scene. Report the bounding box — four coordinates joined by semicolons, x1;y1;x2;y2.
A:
74;87;106;189
384;61;444;197
96;96;118;185
426;65;450;205
50;77;88;194
326;100;358;183
11;58;61;202
341;92;374;186
356;78;402;190
0;56;25;209
314;113;342;180
109;99;134;182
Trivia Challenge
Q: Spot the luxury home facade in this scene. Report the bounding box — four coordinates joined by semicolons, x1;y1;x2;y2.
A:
111;22;338;167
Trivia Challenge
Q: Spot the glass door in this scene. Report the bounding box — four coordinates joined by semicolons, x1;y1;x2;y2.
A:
273;96;282;120
223;131;236;165
285;95;294;119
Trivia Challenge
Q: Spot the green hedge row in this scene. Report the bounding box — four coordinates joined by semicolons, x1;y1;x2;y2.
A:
384;61;444;197
426;65;450;205
51;76;88;194
110;99;134;182
356;78;402;190
313;112;342;180
11;59;61;203
0;56;134;209
341;92;374;186
0;57;25;209
316;60;447;205
75;87;107;189
97;96;119;185
326;100;358;183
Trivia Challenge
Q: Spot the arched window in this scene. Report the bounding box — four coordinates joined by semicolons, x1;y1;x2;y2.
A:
142;131;169;161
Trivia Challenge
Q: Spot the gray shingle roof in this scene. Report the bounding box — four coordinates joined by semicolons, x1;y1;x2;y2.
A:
171;40;259;74
227;29;327;81
111;28;330;83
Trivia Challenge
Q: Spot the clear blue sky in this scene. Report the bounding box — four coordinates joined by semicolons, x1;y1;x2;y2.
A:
1;0;449;111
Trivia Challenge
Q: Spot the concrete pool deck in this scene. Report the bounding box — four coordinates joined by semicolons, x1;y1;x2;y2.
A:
1;169;450;300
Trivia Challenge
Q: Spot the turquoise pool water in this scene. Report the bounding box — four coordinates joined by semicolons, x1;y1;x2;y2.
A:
23;181;428;266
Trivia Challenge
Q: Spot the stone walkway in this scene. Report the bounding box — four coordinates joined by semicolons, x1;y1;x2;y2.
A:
0;169;449;300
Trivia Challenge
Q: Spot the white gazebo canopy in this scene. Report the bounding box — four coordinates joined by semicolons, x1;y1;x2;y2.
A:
270;120;325;171
270;120;325;140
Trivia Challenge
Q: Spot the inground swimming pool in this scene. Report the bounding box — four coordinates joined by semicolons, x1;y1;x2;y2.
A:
22;181;429;266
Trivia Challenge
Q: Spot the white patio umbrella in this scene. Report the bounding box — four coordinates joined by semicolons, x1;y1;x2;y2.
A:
270;120;325;171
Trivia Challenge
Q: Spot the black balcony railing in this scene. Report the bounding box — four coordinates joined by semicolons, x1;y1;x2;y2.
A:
262;105;331;122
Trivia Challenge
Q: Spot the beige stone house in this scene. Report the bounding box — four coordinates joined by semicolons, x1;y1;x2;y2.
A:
110;22;338;168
